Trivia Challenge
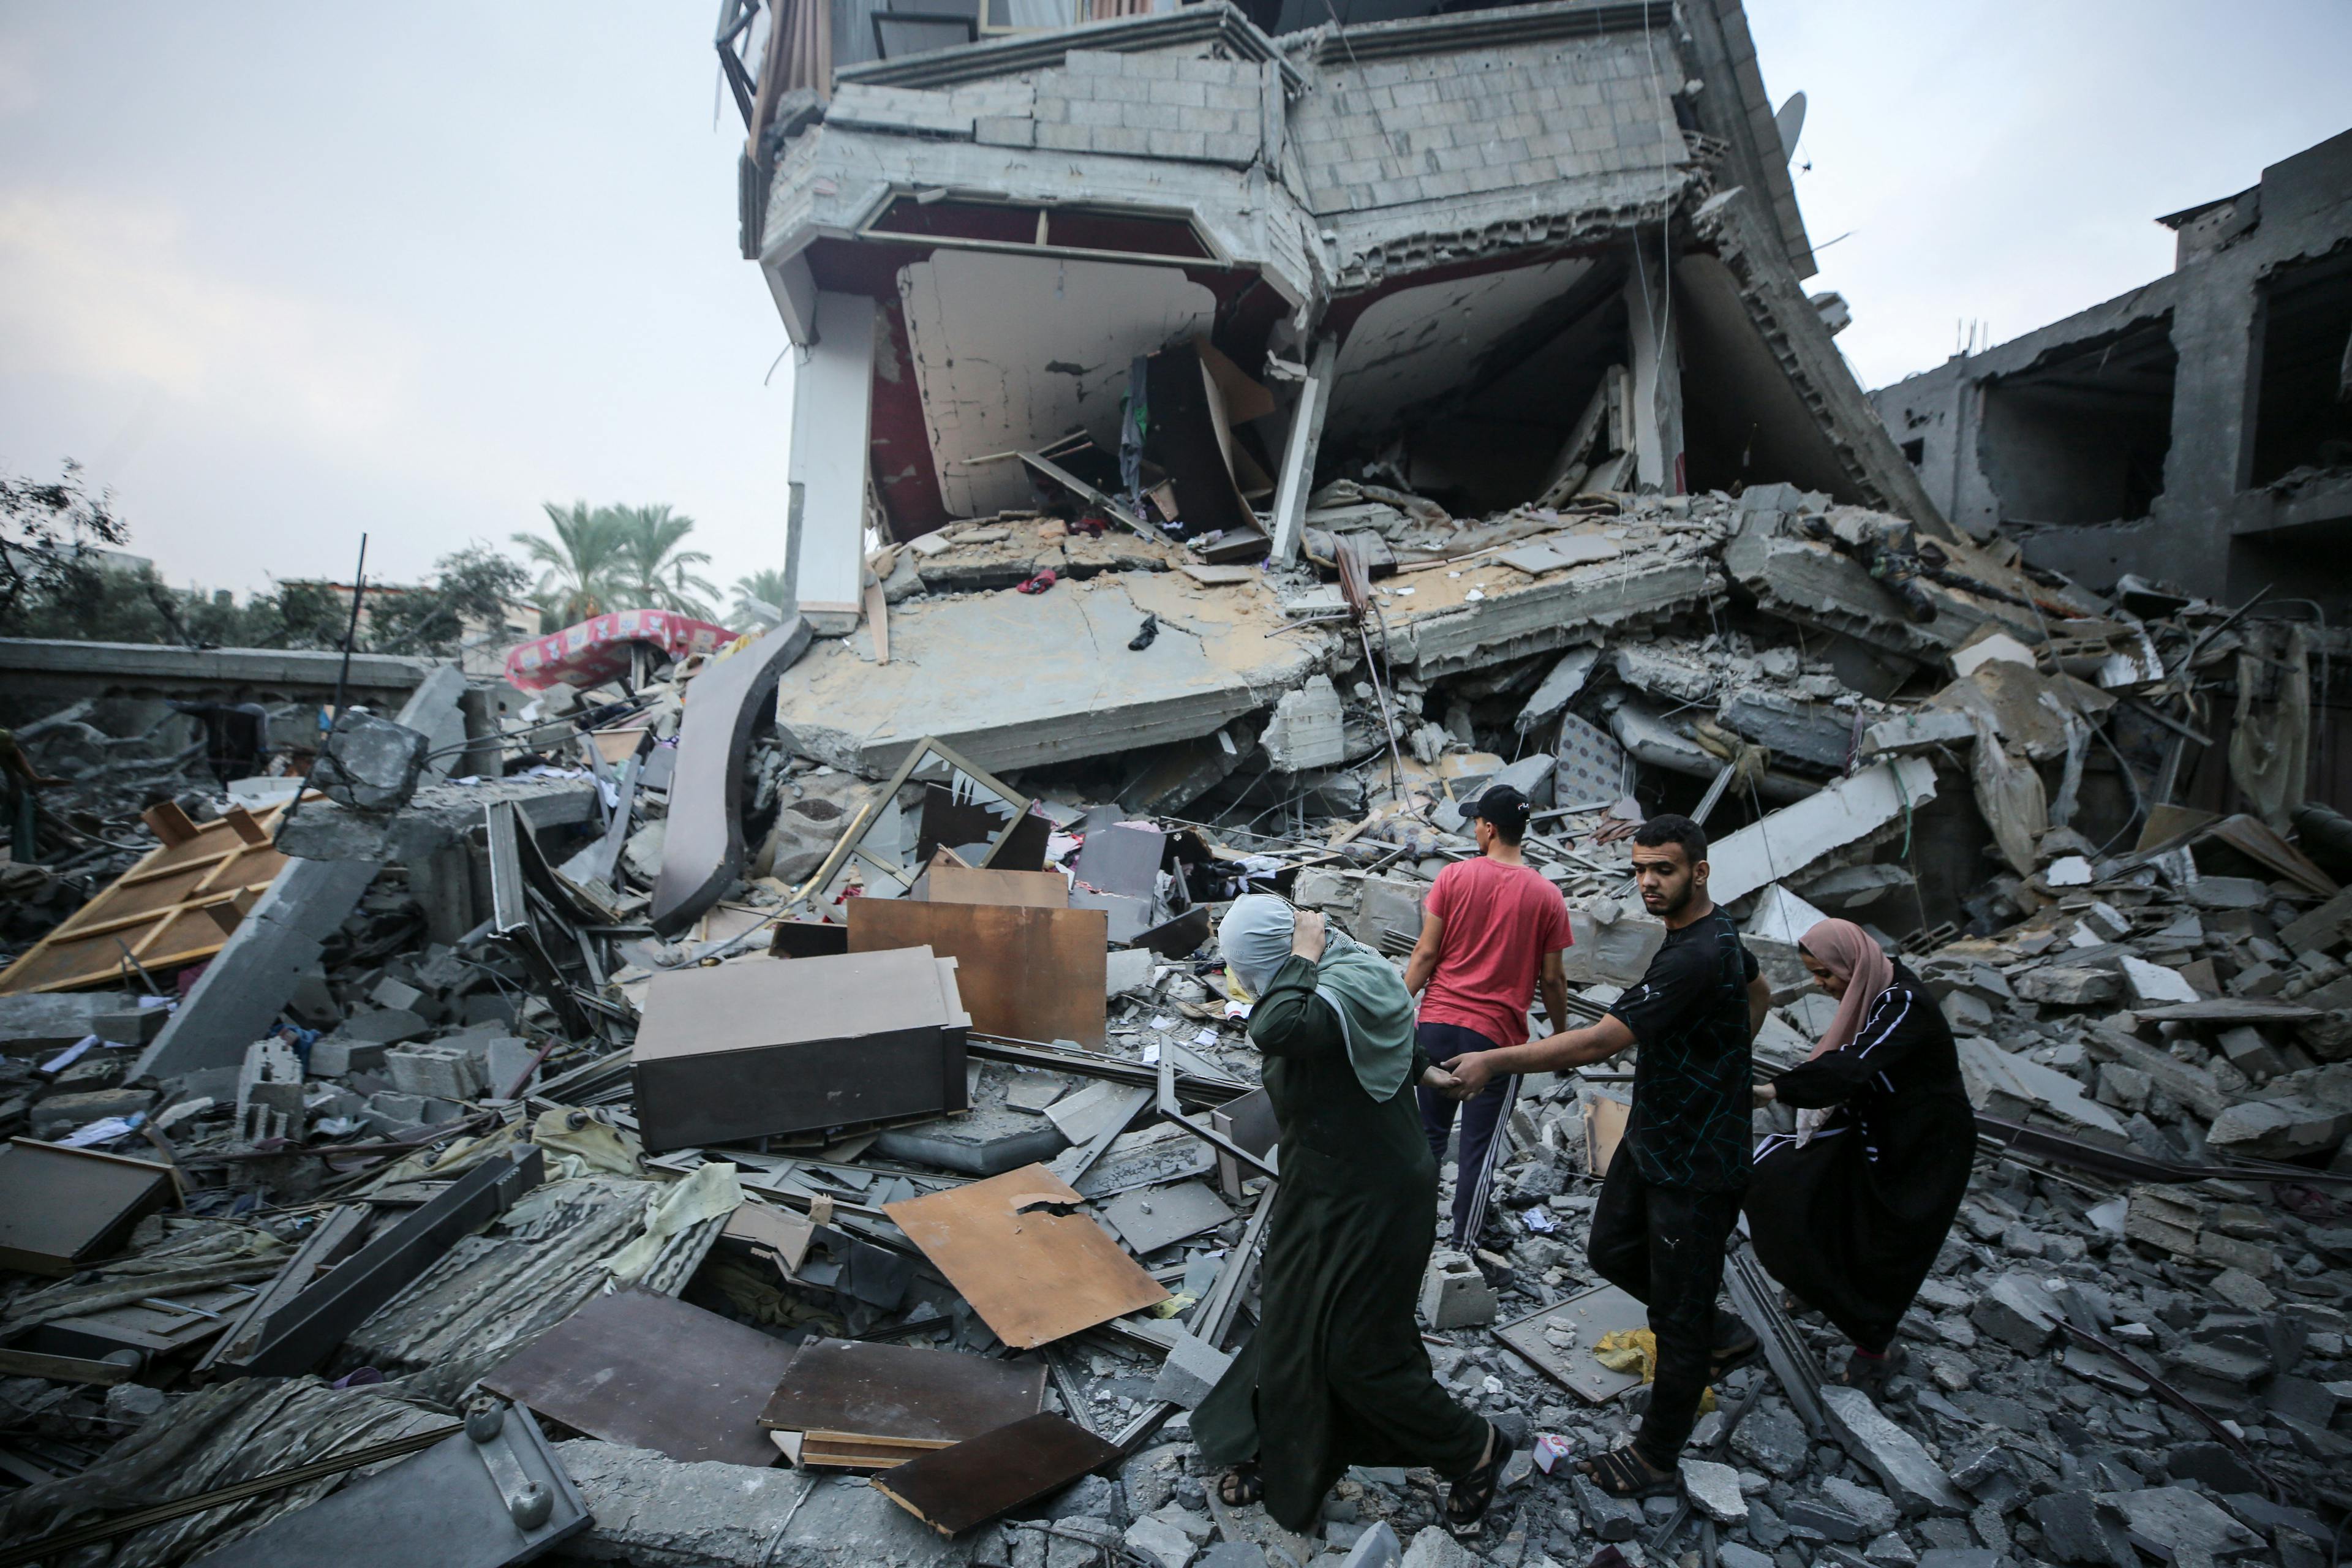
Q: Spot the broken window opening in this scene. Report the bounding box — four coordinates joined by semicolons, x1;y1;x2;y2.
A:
865;197;1215;265
2247;243;2352;487
1977;314;2177;528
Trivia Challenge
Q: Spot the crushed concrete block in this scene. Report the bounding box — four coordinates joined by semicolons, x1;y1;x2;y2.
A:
2215;1025;2285;1079
1338;1522;1397;1568
1398;1525;1477;1568
1721;1545;1779;1568
1571;1473;1645;1540
1419;1250;1498;1329
1784;1497;1869;1543
1048;1518;1124;1568
1821;1477;1900;1539
29;1087;155;1139
236;1036;306;1142
484;1036;539;1098
1124;1517;1197;1568
104;1383;167;1423
556;1439;968;1568
2102;1488;2264;1560
370;976;424;1012
309;709;432;812
1681;1458;1747;1525
1149;1331;1233;1410
1730;1405;1809;1479
1708;759;1937;905
2120;956;2199;1006
1820;1385;1964;1517
1717;690;1855;771
1859;709;1975;756
1561;907;1667;986
2206;1096;2351;1161
1969;1273;2062;1352
0;991;157;1055
2014;967;2121;1006
383;1042;483;1100
1106;947;1155;996
2032;1491;2133;1568
1262;676;1346;772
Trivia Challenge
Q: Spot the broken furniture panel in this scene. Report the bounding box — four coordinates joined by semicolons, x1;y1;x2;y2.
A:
630;948;971;1152
758;1336;1047;1468
12;1281;259;1366
650;616;813;935
918;865;1069;908
1095;1179;1234;1256
483;800;598;1041
0;799;295;995
871;1412;1123;1536
1071;823;1165;899
183;1400;586;1568
800;737;1041;903
846;898;1108;1049
883;1164;1168;1348
482;1288;797;1469
0;1139;176;1276
1492;1283;1650;1403
1209;1087;1279;1200
211;1150;543;1378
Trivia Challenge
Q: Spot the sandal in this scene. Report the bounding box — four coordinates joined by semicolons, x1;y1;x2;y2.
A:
1837;1345;1907;1396
1578;1444;1678;1499
1445;1420;1511;1537
1218;1463;1264;1508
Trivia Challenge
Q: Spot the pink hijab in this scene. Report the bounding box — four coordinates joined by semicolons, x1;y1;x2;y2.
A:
1800;918;1896;1060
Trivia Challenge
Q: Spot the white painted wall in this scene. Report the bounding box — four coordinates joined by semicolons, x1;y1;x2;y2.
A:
1323;258;1592;445
786;292;877;620
897;251;1219;516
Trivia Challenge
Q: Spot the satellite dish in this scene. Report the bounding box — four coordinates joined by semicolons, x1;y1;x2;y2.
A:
1774;91;1806;164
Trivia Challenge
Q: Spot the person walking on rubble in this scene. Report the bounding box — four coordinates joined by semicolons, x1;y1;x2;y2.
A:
1403;783;1574;1251
1194;894;1518;1537
1745;918;1973;1395
1438;814;1767;1497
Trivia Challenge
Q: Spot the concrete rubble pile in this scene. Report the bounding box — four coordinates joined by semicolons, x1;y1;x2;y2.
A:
0;460;2341;1568
1;0;2348;1558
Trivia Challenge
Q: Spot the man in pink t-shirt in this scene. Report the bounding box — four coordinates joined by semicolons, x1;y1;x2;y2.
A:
1404;785;1574;1249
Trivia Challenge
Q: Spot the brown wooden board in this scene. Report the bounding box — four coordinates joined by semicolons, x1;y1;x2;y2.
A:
630;948;971;1151
0;799;298;994
882;1164;1167;1348
480;1289;797;1468
758;1337;1044;1452
0;1139;175;1276
848;900;1107;1049
871;1413;1123;1536
921;866;1069;909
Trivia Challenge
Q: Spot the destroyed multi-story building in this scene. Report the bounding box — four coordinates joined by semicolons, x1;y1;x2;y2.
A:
1870;127;2352;608
722;0;1940;629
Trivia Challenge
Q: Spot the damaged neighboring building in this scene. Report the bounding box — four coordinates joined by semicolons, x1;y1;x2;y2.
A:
1871;127;2352;609
720;0;1942;674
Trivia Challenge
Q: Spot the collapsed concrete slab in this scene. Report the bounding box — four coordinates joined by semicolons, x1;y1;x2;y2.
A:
777;572;1317;777
1707;757;1937;906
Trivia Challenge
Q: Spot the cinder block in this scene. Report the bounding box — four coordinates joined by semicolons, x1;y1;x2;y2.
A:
1062;49;1121;75
1201;134;1258;166
1420;1250;1499;1329
1148;77;1207;109
237;1036;306;1142
1125;101;1183;133
1095;126;1153;157
383;1042;483;1101
1164;130;1208;160
1070;97;1121;129
1149;1331;1234;1409
1035;123;1091;151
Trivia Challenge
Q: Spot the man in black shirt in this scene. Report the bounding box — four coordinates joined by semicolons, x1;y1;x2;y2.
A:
1438;813;1770;1496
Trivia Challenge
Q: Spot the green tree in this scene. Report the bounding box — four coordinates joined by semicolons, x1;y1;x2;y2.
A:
513;501;628;625
372;546;533;656
610;504;720;619
731;568;792;626
0;461;132;636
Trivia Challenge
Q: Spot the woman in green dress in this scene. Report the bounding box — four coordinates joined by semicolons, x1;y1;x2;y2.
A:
1192;895;1513;1537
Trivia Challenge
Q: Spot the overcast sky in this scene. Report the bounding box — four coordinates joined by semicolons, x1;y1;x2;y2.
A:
2;2;2346;602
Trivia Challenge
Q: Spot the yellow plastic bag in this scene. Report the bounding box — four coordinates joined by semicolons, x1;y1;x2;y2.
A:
1593;1327;1716;1412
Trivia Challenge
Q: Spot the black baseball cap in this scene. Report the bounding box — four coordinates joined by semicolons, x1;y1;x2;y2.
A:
1471;785;1531;835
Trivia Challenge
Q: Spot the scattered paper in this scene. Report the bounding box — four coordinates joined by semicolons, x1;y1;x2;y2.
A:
58;1112;145;1148
1148;1016;1177;1031
40;1033;100;1073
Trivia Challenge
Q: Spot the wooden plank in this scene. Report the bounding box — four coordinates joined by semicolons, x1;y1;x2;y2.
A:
921;866;1069;909
0;796;303;994
759;1337;1044;1449
481;1289;798;1469
848;899;1107;1049
802;1434;946;1469
871;1414;1123;1536
883;1165;1166;1349
0;1139;175;1276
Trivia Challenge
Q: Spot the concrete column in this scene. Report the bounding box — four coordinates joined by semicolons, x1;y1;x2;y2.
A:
786;292;879;635
1624;233;1686;492
1267;336;1338;564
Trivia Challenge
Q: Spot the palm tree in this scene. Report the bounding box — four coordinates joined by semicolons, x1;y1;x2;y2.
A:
732;568;793;626
513;502;627;625
610;505;720;619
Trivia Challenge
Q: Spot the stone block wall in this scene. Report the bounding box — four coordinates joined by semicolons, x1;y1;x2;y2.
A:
1030;48;1267;166
1289;36;1684;216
